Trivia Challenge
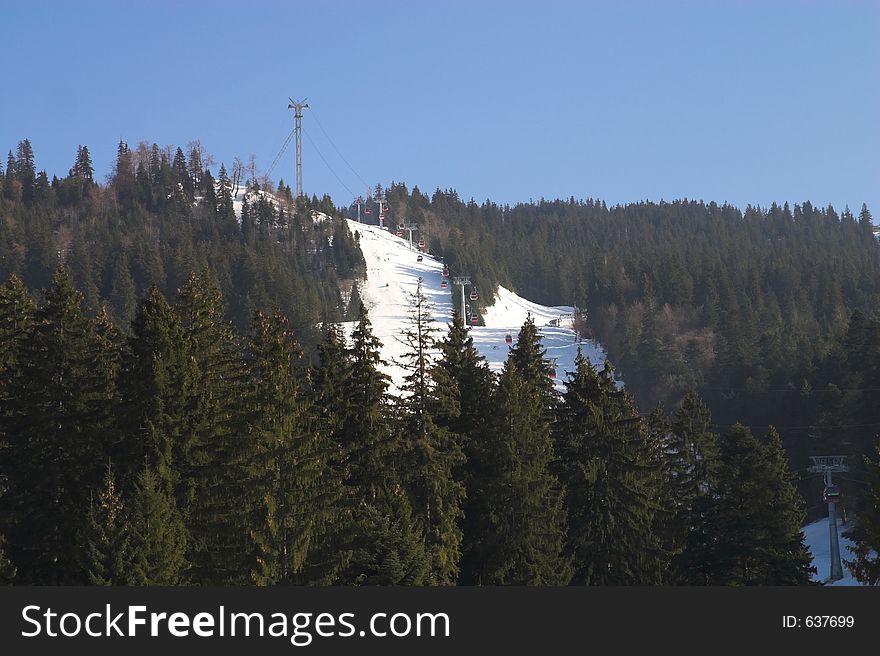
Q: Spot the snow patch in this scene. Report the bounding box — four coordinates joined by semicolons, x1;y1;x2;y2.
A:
803;516;865;585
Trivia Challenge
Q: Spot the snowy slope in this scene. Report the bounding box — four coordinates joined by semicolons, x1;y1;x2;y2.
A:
804;516;864;586
344;219;611;392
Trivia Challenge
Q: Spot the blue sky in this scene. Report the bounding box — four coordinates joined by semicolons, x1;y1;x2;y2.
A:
1;0;877;213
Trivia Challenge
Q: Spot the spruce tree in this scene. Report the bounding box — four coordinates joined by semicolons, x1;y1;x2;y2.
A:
397;279;464;585
760;428;815;584
298;324;352;584
668;390;721;583
2;268;117;583
127;465;188;585
174;271;250;584
247;310;325;585
709;424;814;585
432;310;494;583
471;319;570;585
847;439;880;584
79;464;134;585
339;303;429;584
118;287;197;503
555;352;664;585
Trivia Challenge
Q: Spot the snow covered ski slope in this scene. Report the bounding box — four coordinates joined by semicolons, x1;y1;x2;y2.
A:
804;516;865;586
344;220;610;392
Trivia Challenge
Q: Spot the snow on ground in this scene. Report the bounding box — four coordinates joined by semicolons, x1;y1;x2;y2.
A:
803;516;864;585
344;219;611;392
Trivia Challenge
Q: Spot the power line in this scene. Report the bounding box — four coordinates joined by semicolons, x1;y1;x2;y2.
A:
266;127;296;179
309;106;370;190
303;127;357;200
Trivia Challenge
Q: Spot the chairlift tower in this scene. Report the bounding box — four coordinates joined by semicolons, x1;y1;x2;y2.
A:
376;194;387;228
808;455;849;582
287;97;308;198
452;276;472;319
404;222;418;250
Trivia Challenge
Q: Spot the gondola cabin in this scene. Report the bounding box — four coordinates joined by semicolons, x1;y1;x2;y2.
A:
505;334;512;345
823;485;841;503
442;267;450;277
396;230;403;237
440;280;448;289
418;239;426;250
470;316;478;326
469;290;479;301
417;255;423;262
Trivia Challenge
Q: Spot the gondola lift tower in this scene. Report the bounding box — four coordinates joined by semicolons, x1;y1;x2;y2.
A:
288;97;308;198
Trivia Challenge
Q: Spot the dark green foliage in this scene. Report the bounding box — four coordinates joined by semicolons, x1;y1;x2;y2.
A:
707;424;815;585
667;391;722;583
0;137;362;340
127;465;189;585
174;272;250;584
432;311;494;583
396;280;465;585
469;320;570;585
1;268;118;583
383;185;880;513
555;352;665;584
847;440;880;585
79;464;134;585
118;287;196;497
247;310;342;585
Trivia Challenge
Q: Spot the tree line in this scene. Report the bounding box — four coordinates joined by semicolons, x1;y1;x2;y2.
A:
5;270;876;586
380;184;880;520
0;138;364;351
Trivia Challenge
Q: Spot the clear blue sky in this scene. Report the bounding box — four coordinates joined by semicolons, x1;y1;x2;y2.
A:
1;0;877;213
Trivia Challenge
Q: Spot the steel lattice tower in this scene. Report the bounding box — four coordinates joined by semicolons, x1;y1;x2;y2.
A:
288;97;308;197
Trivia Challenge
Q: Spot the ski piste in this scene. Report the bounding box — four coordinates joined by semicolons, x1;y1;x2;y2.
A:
342;219;611;393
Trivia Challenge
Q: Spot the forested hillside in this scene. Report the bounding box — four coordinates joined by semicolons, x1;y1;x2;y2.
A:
0;139;364;348
382;184;880;516
4;271;859;585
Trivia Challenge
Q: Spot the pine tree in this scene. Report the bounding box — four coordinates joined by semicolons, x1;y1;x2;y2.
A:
174;272;250;584
247;310;326;584
118;287;197;502
555;352;663;585
847;439;880;584
760;427;815;584
397;279;464;585
709;423;814;585
79;464;134;585
470;320;570;584
127;465;188;585
667;390;721;583
2;268;117;583
339;303;430;584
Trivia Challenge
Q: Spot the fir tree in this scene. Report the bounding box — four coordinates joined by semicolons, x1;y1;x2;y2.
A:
760;427;815;584
432;310;494;583
247;310;325;585
118;286;197;501
2;268;117;583
471;322;570;585
127;465;188;585
709;424;814;585
396;279;464;585
339;303;430;584
846;438;880;585
555;352;664;585
174;271;250;584
668;390;722;583
79;464;134;585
